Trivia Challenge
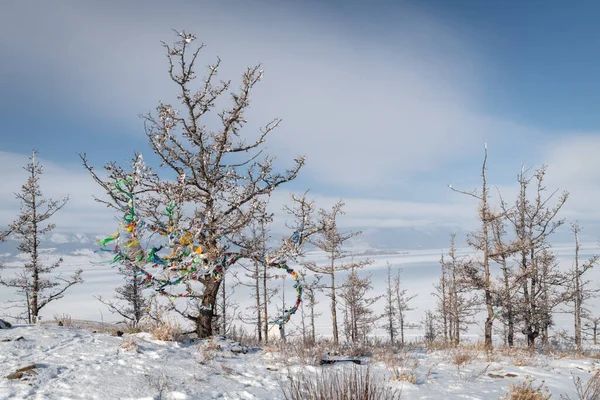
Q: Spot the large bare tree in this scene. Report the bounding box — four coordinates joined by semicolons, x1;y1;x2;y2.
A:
499;165;568;349
0;151;82;323
450;145;495;350
82;32;304;338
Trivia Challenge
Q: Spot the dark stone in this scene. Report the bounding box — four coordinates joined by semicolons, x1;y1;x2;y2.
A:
0;319;12;329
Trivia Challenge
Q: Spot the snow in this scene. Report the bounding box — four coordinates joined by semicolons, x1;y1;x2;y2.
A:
1;324;599;399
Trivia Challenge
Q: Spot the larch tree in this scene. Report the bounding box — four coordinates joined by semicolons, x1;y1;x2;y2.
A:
82;31;305;338
393;268;417;347
499;165;568;350
303;201;367;347
436;234;478;346
0;151;82;324
95;262;149;329
449;145;495;350
490;215;517;347
382;263;397;345
339;265;379;344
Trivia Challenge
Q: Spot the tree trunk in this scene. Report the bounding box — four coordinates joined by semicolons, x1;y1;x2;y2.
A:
196;277;221;338
331;256;339;346
255;262;262;342
263;263;269;344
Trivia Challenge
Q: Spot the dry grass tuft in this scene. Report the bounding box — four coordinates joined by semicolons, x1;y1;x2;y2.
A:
383;349;419;384
53;313;74;328
197;338;221;365
282;365;401;400
501;376;551;400
120;336;138;352
150;316;182;342
452;348;477;366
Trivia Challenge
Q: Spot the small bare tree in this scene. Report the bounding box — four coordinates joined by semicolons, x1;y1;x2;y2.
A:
393;268;417;347
339;264;379;344
95;262;148;329
0;151;82;323
568;222;598;353
436;234;478;346
303;201;366;347
382;263;397;345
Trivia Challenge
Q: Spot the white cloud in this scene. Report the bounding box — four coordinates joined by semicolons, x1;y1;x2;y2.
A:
542;135;600;221
0;0;519;191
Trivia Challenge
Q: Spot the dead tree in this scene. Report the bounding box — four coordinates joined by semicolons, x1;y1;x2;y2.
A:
568;222;598;353
300;271;322;345
394;268;417;347
82;32;304;338
0;151;82;323
490;216;518;347
339;264;379;344
584;316;600;345
95;262;148;329
303;201;367;347
499;165;568;350
436;234;478;346
382;263;397;345
449;145;495;350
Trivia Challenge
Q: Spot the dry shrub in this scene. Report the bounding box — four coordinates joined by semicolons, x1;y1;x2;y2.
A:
561;371;600;400
150;316;182;342
53;313;74;328
291;341;330;366
501;376;551;400
340;342;375;358
120;337;138;352
452;348;477;366
282;365;401;400
197;338;220;365
384;350;419;384
510;350;537;367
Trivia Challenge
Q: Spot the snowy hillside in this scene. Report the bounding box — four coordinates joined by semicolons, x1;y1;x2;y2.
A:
1;324;600;399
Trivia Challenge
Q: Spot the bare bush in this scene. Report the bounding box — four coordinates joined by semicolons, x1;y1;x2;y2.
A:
53;313;74;328
501;376;551;400
383;350;419;384
561;371;600;400
282;366;401;400
150;317;182;342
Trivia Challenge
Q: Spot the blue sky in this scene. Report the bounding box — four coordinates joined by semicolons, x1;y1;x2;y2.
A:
1;0;599;242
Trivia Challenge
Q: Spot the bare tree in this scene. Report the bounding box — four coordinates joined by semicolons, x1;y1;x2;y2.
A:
394;269;417;347
499;165;568;350
0;151;82;323
303;201;366;346
339;264;379;344
95;262;148;329
299;271;322;345
82;32;305;338
423;310;438;347
449;145;495;350
382;263;397;345
584;316;600;345
490;215;518;347
435;253;449;344
568;222;598;353
436;234;478;346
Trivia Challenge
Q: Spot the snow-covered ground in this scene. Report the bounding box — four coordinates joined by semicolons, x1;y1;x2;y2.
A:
1;324;599;399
